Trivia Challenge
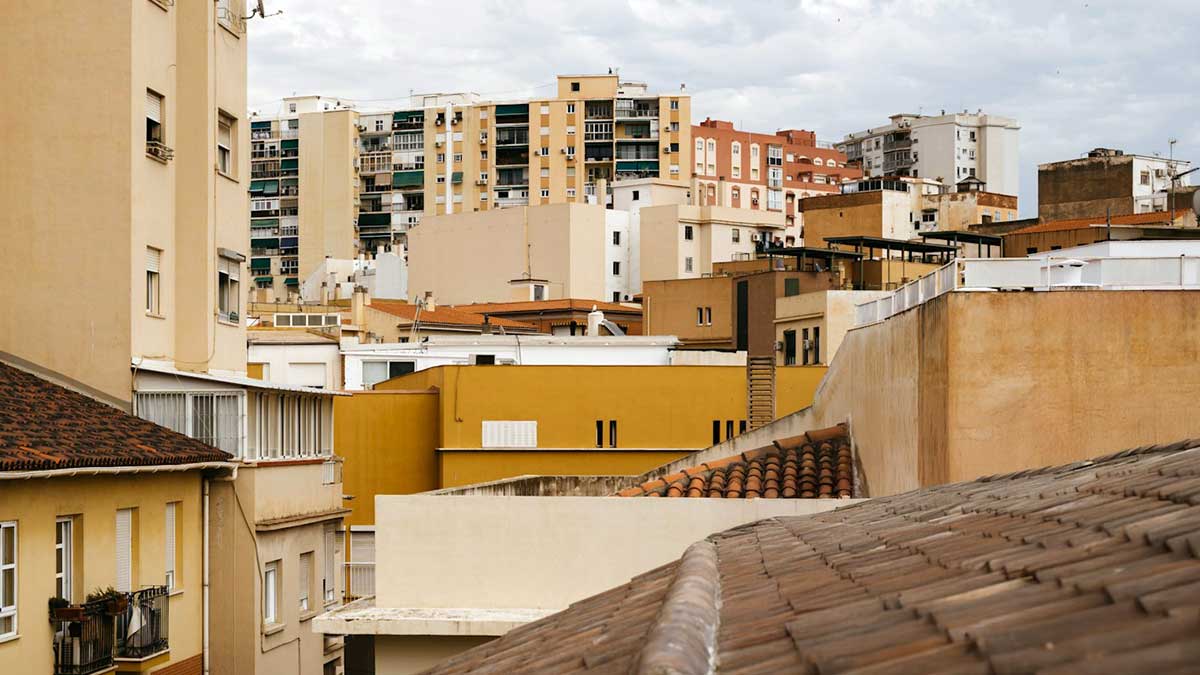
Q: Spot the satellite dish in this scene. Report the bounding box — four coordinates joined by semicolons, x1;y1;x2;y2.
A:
1193;189;1200;218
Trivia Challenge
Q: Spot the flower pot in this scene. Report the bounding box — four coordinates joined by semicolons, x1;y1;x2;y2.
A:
51;606;85;622
105;596;129;615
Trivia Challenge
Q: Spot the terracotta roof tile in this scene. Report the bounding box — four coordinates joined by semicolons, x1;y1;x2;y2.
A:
367;300;538;330
450;299;640;314
618;424;853;499
426;437;1200;674
0;361;232;472
1005;210;1176;235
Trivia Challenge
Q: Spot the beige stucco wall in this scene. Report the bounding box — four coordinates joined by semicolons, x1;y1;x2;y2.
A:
774;290;891;365
299;109;359;281
377;636;494;675
0;472;205;674
375;495;858;611
640;204;785;282
408;203;608;304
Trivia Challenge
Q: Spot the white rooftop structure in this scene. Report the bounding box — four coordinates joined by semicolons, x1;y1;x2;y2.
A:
300;251;408;303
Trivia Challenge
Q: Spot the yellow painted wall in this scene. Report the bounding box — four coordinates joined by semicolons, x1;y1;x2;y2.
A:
0;472;204;674
439;451;692;489
334;391;440;526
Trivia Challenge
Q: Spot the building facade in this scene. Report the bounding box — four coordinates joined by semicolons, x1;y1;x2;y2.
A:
1037;147;1192;222
692;118;862;242
838;112;1020;196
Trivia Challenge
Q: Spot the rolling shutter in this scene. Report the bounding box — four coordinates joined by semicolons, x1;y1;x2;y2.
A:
146;247;161;273
116;509;132;592
146;91;162;123
164;503;176;588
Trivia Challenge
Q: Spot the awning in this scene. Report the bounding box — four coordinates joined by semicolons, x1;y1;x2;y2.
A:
251;218;279;229
251;238;279;249
495;104;529;116
262;179;279;195
249;180;266;193
393;171;423;188
616;160;659;172
284;277;299;286
280;158;299;170
251;120;272;130
451;171;463;184
250;258;272;271
254;276;274;283
281;139;299;151
393;110;422;122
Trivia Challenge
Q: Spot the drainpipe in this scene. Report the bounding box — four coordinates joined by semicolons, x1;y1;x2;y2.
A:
204;464;239;675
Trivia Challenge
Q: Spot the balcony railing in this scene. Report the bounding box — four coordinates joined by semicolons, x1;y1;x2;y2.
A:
53;600;114;675
117;586;169;659
345;562;375;601
146;141;174;162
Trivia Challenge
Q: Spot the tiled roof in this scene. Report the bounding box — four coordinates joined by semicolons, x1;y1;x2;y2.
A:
451;299;641;314
426;438;1200;674
0;361;232;472
367;300;538;330
616;424;853;498
1006;210;1176;235
247;328;338;344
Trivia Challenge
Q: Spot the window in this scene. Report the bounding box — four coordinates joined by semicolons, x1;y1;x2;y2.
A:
611;260;621;276
362;361;416;388
784;330;797;365
323;526;337;604
146;89;164;143
685;256;693;273
165;503;179;590
116;508;134;592
146;247;162;315
1141;171;1151;185
299;552;313;613
540;168;550;178
712;420;721;445
784;278;800;296
694;138;704;173
612;231;621;245
732;228;740;243
540;126;550;136
217;113;234;175
571;81;580;92
218;255;240;321
697;307;704;326
566;146;576;158
567;126;576;135
567;103;576;114
135;391;244;456
539;146;550;156
608;420;617;448
1026;247;1038;255
705;307;712;325
264;560;279;625
595;420;603;448
437;153;445;163
731;141;741;178
801;328;810;366
670;122;679;132
813;326;821;364
533;284;545;301
540;189;550;198
436;175;445;184
706;139;716;175
56;518;73;601
632;190;640;201
453;153;462;163
726;420;734;440
683;225;693;240
0;522;14;638
970;131;977;141
670;99;679;110
612;291;621;302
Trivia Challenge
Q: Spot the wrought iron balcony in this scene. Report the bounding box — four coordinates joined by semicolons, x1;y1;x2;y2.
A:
116;586;169;659
53;600;114;675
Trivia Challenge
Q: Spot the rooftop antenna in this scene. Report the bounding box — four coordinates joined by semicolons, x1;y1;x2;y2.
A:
245;1;282;20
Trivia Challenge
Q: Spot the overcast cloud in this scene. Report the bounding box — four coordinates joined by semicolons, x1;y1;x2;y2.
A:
248;0;1200;217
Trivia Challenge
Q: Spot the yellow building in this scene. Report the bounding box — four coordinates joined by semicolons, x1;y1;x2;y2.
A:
333;364;826;527
0;360;235;675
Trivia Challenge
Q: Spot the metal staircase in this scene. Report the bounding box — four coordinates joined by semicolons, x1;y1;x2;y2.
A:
747;356;776;429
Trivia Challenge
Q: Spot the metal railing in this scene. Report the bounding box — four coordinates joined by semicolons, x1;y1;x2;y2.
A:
53;600;114;675
116;587;169;659
854;256;1200;327
344;562;376;600
145;141;174;162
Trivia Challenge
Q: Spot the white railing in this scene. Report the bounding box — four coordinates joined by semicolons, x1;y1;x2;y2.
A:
854;256;1200;327
344;562;375;600
321;459;342;485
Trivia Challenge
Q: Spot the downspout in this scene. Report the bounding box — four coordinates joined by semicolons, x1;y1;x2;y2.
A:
205;464;239;675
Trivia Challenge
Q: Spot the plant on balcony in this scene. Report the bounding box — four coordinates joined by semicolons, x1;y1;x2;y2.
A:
49;596;85;622
87;587;129;615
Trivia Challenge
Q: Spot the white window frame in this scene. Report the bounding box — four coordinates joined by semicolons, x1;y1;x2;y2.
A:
264;560;279;625
217;113;233;176
56;518;72;601
218;255;240;321
1;522;16;639
299;551;312;613
135;391;245;458
165;503;178;591
116;509;133;593
323;527;337;605
146;247;162;315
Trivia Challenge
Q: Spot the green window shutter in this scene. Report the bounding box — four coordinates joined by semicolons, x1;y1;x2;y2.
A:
263;180;279;195
284;277;300;286
280;158;299;170
251;237;280;249
251;120;272;130
254;275;274;283
785;278;800;297
392;110;421;122
451;171;463;184
495;104;529;116
281;139;299;150
251;218;279;229
392;171;423;188
250;258;272;271
249;180;266;193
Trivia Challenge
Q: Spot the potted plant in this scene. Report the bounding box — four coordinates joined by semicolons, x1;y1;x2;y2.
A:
87;587;128;615
48;596;84;622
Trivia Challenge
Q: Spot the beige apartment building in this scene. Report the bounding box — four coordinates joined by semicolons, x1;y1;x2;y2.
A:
0;2;347;674
640;204;787;282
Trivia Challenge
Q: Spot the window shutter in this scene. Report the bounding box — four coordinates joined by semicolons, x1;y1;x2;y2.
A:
164;503;176;584
146;247;161;273
323;528;336;601
298;553;310;606
116;509;132;592
146;91;162;123
350;531;375;563
218;120;232;148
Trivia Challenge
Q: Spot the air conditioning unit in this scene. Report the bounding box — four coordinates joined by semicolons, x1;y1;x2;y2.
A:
566;154;575;161
475;179;487;185
802;339;813;350
774;340;784;352
356;124;367;132
435;141;443;147
435;118;444;126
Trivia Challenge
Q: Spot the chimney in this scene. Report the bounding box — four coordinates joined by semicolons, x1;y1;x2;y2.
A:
596;178;608;207
351;286;370;327
481;315;493;334
423;290;436;313
587;307;604;336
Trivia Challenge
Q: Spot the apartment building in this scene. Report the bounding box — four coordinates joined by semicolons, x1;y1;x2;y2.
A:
0;360;235;675
639;204;788;281
692;118;863;242
838;111;1020;196
1;3;347;673
1038;147;1193;222
249;96;360;299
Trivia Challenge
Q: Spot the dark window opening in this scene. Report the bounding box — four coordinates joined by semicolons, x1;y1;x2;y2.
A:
389;361;415;378
595;420;603;448
784;330;796;366
712;420;721;445
725;420;734;440
608;420;617;448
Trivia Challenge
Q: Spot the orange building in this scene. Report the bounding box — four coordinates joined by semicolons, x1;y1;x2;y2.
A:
691;118;863;243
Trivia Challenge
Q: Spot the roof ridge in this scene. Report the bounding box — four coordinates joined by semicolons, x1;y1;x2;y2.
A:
632;540;720;675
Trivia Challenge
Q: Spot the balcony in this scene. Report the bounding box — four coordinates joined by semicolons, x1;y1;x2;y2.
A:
494;129;529;147
614;101;658;119
116;586;169;660
52;600;114;675
345;562;376;601
145;140;174;163
280;128;299;140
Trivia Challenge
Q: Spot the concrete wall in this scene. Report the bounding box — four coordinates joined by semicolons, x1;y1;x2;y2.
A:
775;290;891;366
247;341;341;389
801;189;916;246
377;636;492;675
1038;156;1135;222
0;472;205;674
299;109;358;281
374;495;861;611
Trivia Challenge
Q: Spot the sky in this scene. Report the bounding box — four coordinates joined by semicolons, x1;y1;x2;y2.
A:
247;0;1200;218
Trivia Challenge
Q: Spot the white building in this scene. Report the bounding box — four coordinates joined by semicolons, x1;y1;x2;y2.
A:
300;250;408;303
341;334;681;390
248;329;343;390
838;112;1020;196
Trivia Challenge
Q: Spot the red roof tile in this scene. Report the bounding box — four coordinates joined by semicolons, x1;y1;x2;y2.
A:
0;361;232;472
367;300;538;330
616;424;853;498
426;438;1200;674
451;299;640;314
1006;210;1176;235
